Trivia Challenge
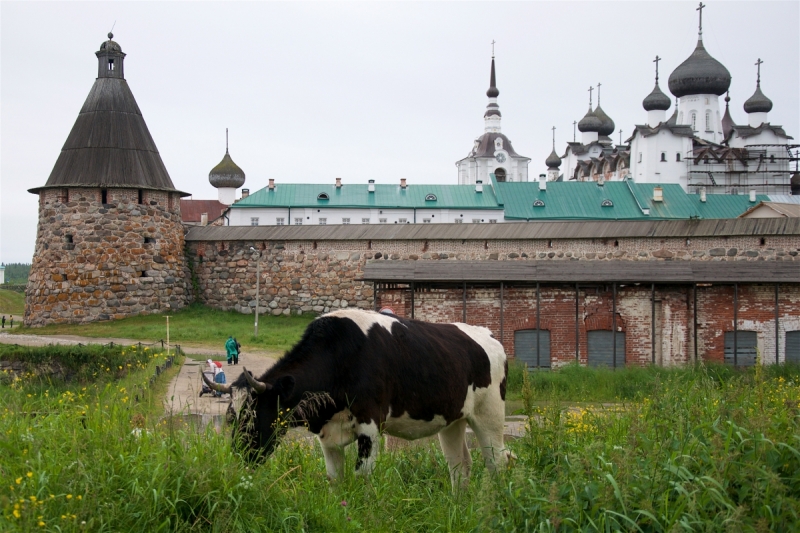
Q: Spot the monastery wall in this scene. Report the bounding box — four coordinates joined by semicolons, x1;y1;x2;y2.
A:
187;233;800;365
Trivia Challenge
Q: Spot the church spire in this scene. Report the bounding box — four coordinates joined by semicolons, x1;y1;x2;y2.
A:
484;43;502;133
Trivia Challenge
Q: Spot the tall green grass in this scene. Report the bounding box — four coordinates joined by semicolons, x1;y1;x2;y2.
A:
3;349;800;531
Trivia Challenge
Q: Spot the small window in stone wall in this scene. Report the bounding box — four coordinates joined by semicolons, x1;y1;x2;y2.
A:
101;189;108;204
138;189;144;204
59;188;69;203
65;235;73;244
144;237;156;244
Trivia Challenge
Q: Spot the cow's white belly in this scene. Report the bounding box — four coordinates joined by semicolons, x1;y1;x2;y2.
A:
383;411;449;440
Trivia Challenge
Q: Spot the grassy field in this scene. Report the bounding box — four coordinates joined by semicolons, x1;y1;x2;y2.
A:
10;303;315;353
2;336;800;530
0;289;25;316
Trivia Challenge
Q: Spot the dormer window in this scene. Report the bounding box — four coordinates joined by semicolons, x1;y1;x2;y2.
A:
533;199;545;207
425;194;437;201
317;193;330;201
601;199;614;207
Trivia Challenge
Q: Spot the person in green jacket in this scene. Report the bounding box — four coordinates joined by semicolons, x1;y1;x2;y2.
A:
225;335;239;365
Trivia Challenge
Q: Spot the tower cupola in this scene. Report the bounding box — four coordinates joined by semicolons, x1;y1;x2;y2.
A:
643;55;671;127
743;58;773;127
593;83;615;138
577;86;601;143
96;32;126;79
209;129;246;205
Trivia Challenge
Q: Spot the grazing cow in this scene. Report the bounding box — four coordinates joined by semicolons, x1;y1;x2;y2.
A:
204;309;510;489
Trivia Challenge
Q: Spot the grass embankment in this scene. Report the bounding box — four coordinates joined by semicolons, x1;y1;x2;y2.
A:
0;290;25;316
3;342;800;530
11;304;314;353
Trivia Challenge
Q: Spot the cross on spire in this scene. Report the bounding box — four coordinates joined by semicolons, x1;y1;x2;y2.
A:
588;86;594;108
491;40;496;58
226;128;229;153
551;126;556;149
697;2;706;39
755;58;763;85
573;120;577;142
654;55;661;83
597;82;602;105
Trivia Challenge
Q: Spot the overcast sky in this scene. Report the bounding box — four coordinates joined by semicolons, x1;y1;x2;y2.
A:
1;1;798;264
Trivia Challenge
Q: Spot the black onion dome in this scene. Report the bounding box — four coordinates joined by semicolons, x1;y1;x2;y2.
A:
668;40;731;97
743;85;773;114
643;83;671;111
99;32;123;53
594;105;615;136
209;151;246;189
578;107;602;133
546;148;562;169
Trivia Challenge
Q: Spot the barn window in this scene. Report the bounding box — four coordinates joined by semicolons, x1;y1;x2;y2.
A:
587;330;626;368
786;331;800;364
724;331;757;367
514;330;551;370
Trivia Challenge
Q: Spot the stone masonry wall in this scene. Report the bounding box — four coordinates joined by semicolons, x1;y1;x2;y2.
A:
25;187;190;326
187;234;799;365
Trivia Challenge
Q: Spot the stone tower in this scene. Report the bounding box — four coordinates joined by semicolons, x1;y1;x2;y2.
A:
25;34;191;326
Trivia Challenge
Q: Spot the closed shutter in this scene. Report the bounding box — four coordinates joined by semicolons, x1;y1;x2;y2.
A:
514;330;551;369
786;331;800;364
724;331;758;366
587;330;626;368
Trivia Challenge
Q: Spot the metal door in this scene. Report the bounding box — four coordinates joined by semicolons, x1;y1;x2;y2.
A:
587;330;626;368
724;331;758;366
786;331;800;364
514;330;551;369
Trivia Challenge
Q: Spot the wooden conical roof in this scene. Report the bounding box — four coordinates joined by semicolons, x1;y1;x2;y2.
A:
30;38;187;195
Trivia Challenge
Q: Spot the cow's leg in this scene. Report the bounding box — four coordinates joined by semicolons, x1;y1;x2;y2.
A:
318;437;346;480
437;418;472;490
468;413;508;474
354;421;380;476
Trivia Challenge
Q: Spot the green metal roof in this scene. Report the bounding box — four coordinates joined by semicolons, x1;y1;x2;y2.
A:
493;177;768;221
232;183;502;210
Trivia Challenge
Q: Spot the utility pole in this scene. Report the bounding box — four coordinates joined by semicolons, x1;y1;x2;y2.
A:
250;247;260;337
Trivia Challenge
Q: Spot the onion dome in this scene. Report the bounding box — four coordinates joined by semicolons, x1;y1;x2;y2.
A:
209;132;245;189
721;93;735;139
546;148;562;169
594;105;615;136
668;40;731;97
743;85;773;114
578;107;602;133
99;32;122;53
643;83;671;111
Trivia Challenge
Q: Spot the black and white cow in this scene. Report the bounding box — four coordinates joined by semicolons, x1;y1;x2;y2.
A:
204;309;510;488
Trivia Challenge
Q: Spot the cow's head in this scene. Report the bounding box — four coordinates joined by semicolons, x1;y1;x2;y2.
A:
203;369;295;462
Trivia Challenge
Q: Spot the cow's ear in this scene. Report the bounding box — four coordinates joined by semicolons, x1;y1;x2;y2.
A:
276;375;295;399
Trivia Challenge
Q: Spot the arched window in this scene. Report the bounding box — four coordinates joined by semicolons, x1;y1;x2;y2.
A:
705;111;711;131
425;194;437;201
601;199;614;207
533;199;545;207
317;193;329;200
495;168;507;182
691;112;697;130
